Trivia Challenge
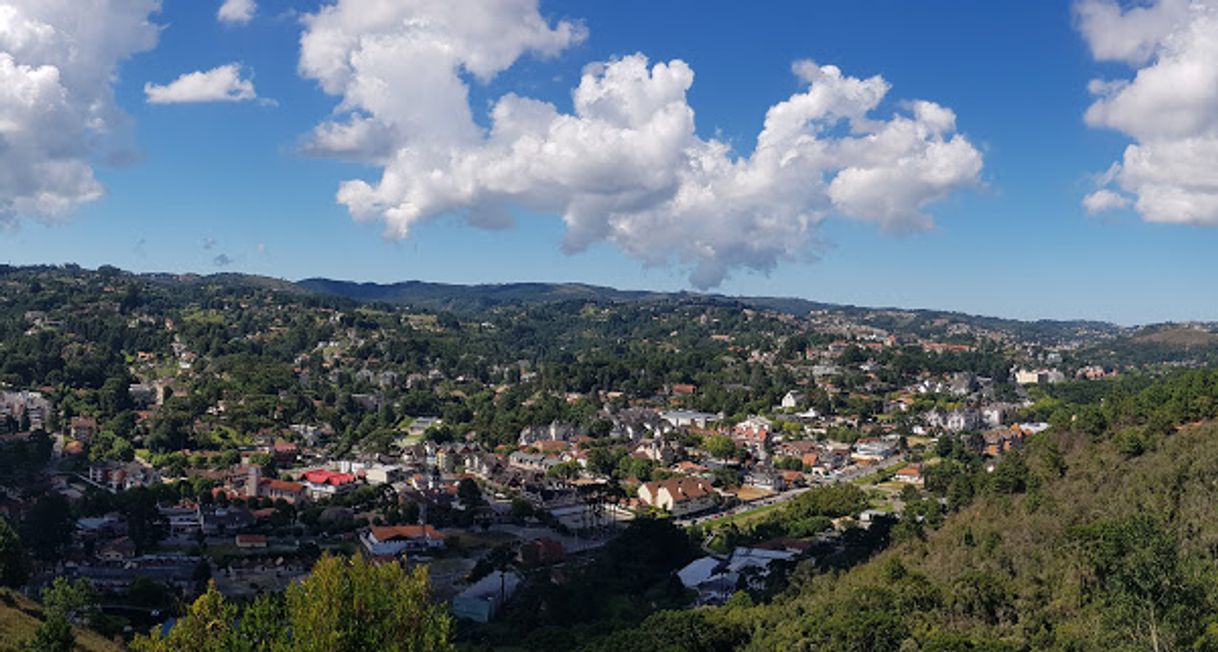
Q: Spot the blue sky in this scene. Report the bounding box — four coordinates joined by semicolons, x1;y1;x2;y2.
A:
0;0;1214;325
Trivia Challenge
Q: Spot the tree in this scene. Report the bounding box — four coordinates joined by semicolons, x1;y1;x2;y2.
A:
456;478;483;507
22;495;72;561
0;516;27;588
284;554;453;652
130;583;236;652
22;613;73;652
130;548;452;652
41;577;96;624
122;487;166;554
702;435;737;460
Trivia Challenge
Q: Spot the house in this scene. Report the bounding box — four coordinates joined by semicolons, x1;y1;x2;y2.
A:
893;464;923;485
201;505;254;535
361;525;447;557
363;464;401;485
405;417;441;437
508;451;563;473
452;571;522;623
270;441;300;465
70;416;99;442
632;438;677;465
1014;368;1065;386
670;383;697;397
946;409;982;433
128;384;155;407
609;408;673;440
258;478;307;503
659;410;720;429
981;405;1008;429
518;422;577;446
777;440;819;459
983;425;1033;457
96;536;136;561
744;468;785;492
160;505;203;538
88;461;161;492
852;437;897;462
733;416;772;451
638;478;717;517
235;534;268;549
300;469;358;499
781;391;804;410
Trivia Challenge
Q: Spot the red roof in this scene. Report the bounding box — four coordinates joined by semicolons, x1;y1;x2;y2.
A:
261;478;304;493
302;469;357;486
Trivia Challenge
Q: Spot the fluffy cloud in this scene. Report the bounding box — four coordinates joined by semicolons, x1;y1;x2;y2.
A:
1078;0;1218;224
301;0;981;287
0;0;159;226
217;0;254;25
1083;188;1132;214
145;64;258;104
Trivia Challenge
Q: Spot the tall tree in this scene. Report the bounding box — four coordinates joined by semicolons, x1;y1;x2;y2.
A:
0;516;27;588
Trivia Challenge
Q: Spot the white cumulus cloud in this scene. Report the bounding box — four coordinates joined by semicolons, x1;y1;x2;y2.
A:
1078;0;1218;224
300;0;982;288
218;0;254;25
1083;188;1132;214
0;0;159;227
145;64;258;104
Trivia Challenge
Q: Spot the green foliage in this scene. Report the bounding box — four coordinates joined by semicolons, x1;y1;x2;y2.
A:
131;556;453;652
0;517;26;588
21;612;74;652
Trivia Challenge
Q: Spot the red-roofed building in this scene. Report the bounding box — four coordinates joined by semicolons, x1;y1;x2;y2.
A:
235;534;268;549
894;464;923;485
301;469;358;499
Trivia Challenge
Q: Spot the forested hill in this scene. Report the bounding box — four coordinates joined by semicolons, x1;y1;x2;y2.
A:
583;369;1218;651
295;276;1117;339
294;278;683;312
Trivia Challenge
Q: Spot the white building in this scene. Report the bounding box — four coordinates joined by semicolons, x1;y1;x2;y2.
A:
638;478;717;516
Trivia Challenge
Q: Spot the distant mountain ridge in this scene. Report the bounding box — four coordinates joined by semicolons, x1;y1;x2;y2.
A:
293;277;1123;338
0;263;1169;336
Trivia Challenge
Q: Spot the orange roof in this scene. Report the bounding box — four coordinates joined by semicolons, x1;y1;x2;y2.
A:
261;479;304;492
370;525;446;542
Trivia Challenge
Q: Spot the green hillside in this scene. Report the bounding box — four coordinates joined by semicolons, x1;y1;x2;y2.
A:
0;590;123;652
583;370;1218;651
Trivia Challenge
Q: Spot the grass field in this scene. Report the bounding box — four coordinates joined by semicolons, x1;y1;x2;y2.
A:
0;589;123;652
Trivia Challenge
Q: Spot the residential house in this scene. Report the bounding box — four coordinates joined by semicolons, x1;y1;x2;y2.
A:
852;437;898;462
360;525;447;557
638;478;717;517
781;391;804;410
259;478;307;503
70;416;99;442
894;464;923;485
659;410;720;429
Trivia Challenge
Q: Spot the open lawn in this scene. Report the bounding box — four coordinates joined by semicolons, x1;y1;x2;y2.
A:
729;486;776;503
